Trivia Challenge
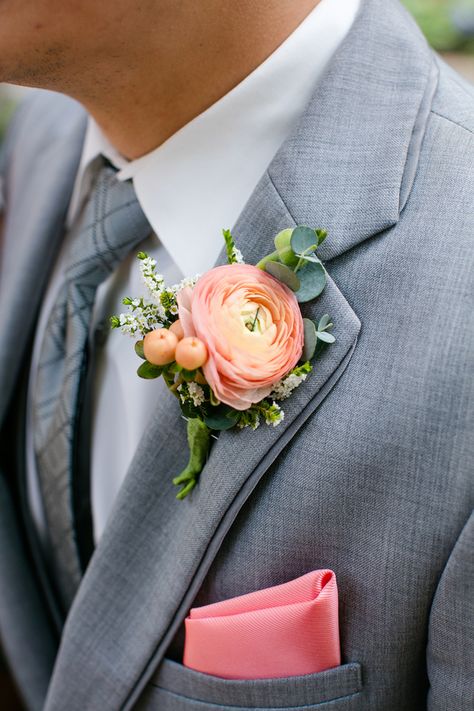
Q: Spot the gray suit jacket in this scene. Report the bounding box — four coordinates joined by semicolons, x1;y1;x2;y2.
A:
0;1;472;709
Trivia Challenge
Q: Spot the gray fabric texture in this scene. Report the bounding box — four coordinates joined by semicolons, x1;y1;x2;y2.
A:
0;474;57;711
0;0;472;709
137;659;363;710
32;163;151;608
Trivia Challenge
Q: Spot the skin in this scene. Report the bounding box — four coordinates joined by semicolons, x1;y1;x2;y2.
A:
0;0;320;158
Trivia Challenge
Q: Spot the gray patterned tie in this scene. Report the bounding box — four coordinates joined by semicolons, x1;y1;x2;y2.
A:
33;162;151;609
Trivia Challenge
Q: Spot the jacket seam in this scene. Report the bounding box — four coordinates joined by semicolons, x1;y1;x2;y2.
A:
149;684;363;709
265;169;298;227
430;110;474;137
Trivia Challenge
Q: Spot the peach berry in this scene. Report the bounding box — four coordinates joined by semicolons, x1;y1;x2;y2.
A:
143;328;178;366
169;319;185;340
175;337;208;370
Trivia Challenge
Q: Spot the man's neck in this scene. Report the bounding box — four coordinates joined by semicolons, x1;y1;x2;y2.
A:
77;0;321;160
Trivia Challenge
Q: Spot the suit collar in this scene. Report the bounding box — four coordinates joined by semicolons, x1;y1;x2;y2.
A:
268;0;437;262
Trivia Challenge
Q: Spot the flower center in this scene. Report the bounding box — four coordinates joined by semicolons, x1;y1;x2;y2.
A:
240;303;267;335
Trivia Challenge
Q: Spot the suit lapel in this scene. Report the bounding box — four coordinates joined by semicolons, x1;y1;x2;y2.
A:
45;1;438;709
0;94;87;427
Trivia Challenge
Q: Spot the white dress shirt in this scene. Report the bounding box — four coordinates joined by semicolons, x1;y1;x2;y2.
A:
27;0;360;546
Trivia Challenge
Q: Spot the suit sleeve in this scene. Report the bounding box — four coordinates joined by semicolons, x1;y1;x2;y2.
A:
426;511;474;709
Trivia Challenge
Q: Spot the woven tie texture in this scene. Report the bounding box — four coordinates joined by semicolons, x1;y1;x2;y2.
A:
32;162;151;608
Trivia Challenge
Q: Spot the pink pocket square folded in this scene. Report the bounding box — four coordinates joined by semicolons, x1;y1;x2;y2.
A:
183;569;340;679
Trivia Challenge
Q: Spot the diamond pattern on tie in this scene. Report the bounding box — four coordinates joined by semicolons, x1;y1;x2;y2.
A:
32;163;152;608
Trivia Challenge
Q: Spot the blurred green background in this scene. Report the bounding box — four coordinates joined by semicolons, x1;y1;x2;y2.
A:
404;0;474;51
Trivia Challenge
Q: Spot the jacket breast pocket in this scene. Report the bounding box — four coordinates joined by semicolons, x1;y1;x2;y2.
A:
137;658;363;710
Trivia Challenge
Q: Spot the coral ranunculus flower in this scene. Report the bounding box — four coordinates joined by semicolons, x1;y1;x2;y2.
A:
177;264;304;410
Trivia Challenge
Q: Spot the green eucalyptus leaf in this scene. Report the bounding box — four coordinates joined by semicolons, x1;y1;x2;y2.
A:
137;361;163;379
134;340;146;360
302;318;318;361
256;250;280;270
295;261;327;302
204;404;240;431
318;314;331;330
317;331;336;344
291;226;317;255
294;252;321;264
274;228;299;267
265;261;301;292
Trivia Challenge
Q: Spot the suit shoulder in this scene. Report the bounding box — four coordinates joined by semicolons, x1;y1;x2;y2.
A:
1;90;86;169
431;56;474;136
415;58;474;201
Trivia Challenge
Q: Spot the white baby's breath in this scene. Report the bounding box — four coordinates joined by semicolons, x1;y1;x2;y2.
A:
265;403;285;426
232;247;244;264
188;382;206;407
171;274;201;294
271;370;309;401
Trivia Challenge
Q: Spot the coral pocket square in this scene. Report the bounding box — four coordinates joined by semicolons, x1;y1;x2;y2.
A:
183;569;340;679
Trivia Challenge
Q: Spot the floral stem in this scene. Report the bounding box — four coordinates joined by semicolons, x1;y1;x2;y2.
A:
172;418;212;499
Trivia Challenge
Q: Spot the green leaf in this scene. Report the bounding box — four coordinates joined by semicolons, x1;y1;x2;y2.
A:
274;228;299;267
265;261;301;292
317;331;336;344
256;249;280;270
291;226;318;255
180;400;199;420
222;228;238;264
137;361;163;379
204;404;240;431
134;340;146;360
315;229;327;246
294;252;320;264
318;314;331;330
302;318;318;361
209;389;220;406
110;315;120;329
181;368;197;382
295;261;327;302
168;361;183;374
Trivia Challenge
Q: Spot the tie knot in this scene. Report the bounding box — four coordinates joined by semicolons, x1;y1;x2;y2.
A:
64;162;151;286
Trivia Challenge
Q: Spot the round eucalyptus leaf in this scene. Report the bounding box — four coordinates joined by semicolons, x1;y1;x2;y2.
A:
137;361;163;379
204;405;240;431
318;314;331;330
302;318;318;361
134;340;146;360
317;331;336;344
274;228;299;267
295;253;320;264
265;260;301;292
295;261;327;302
291;226;317;255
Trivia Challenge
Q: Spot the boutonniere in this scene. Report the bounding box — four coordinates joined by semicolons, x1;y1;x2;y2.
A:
111;226;335;499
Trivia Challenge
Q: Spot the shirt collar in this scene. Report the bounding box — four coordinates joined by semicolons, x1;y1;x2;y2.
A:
69;0;360;276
